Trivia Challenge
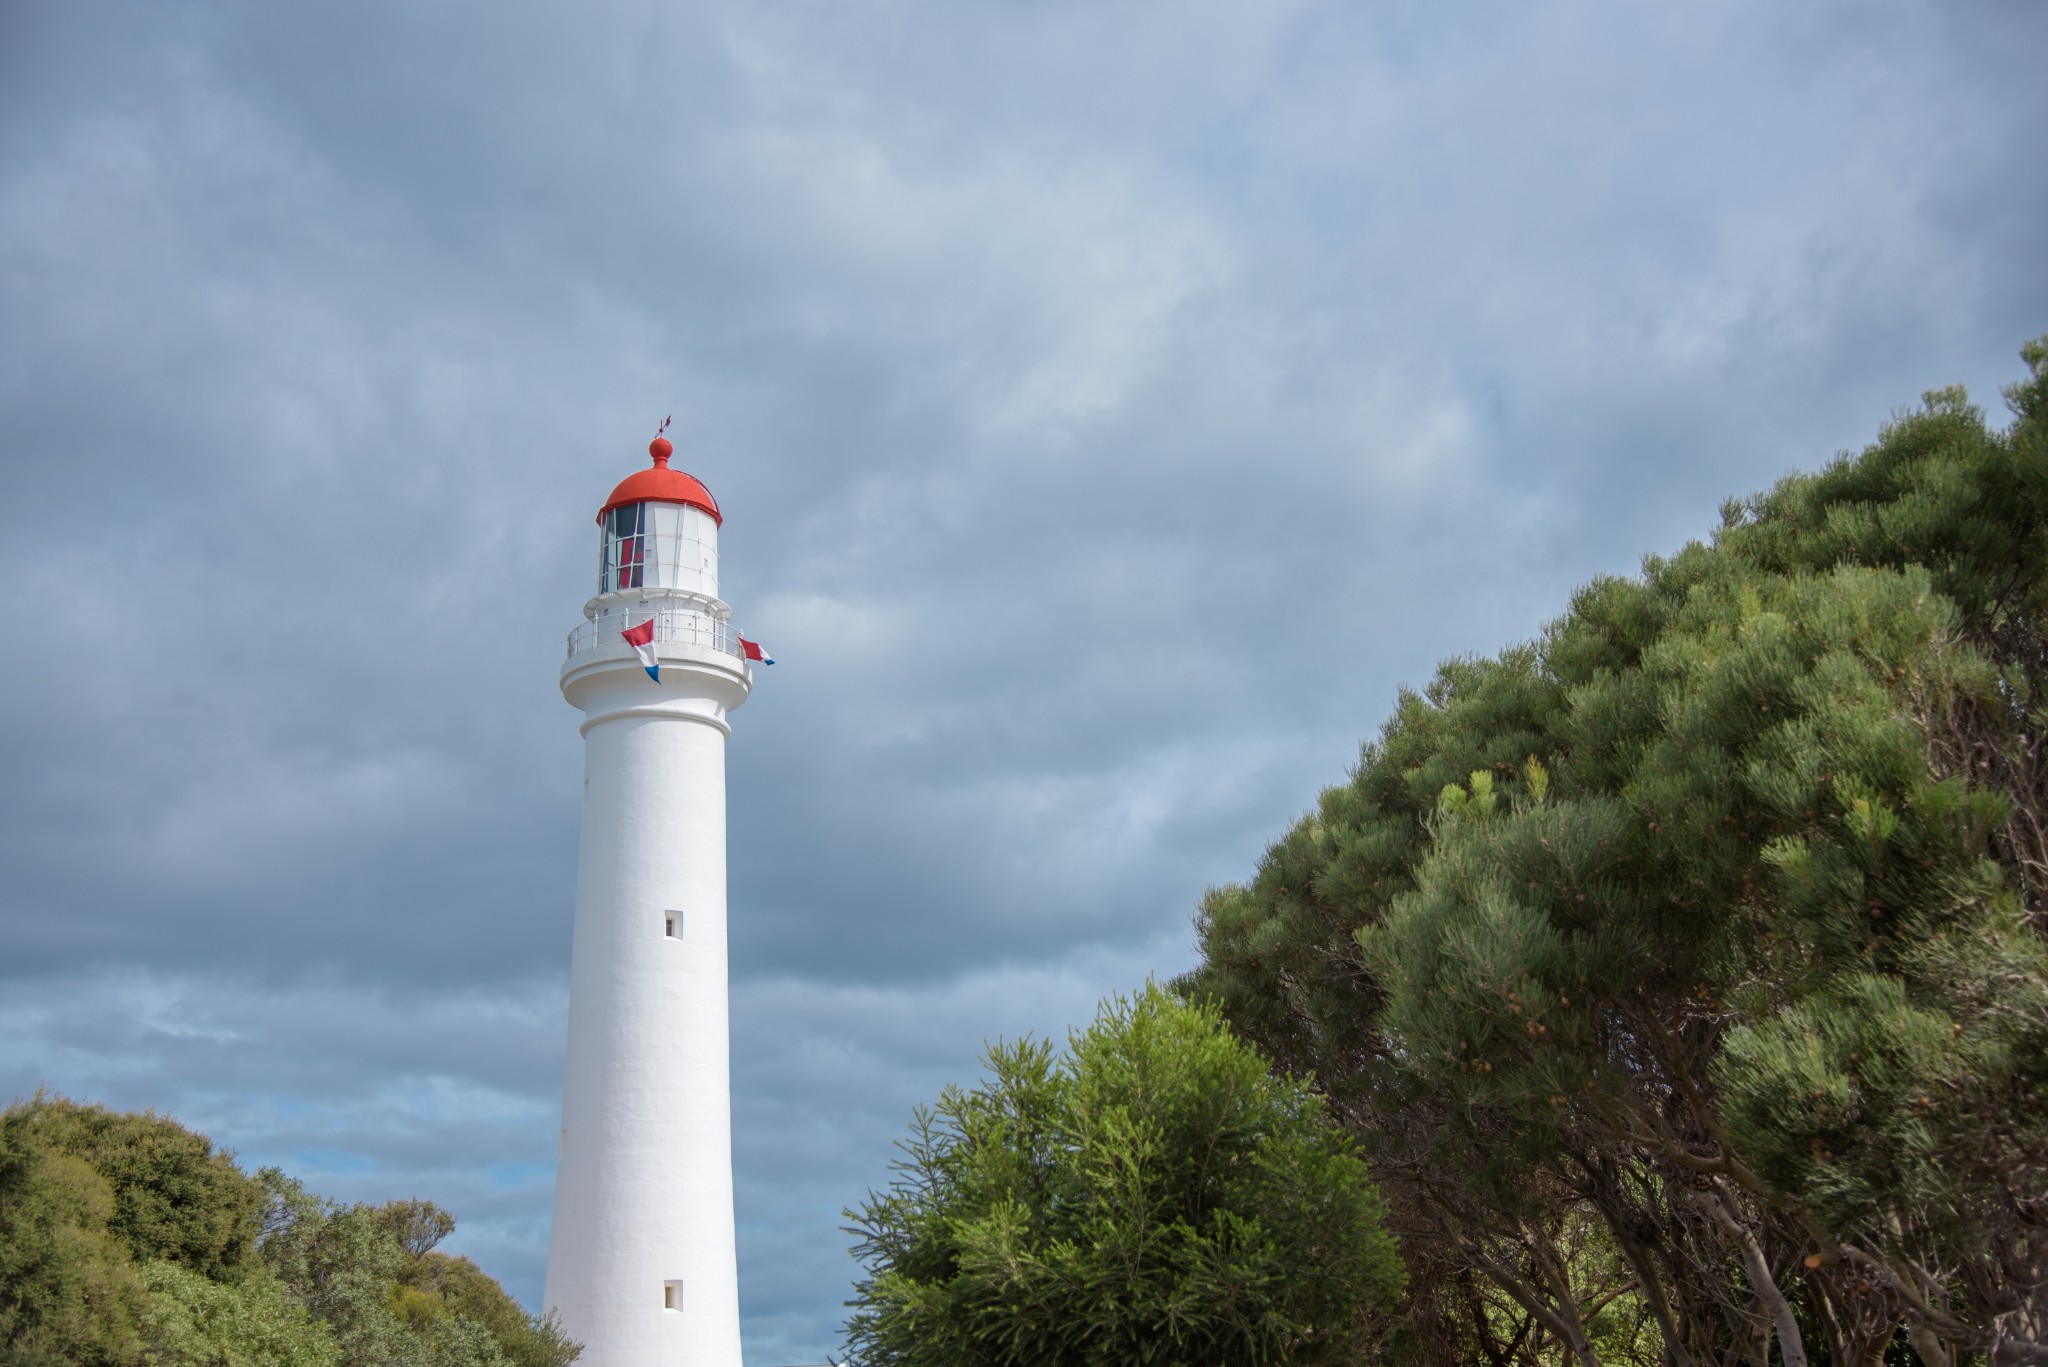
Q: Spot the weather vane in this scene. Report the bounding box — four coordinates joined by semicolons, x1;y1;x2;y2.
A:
654;414;671;440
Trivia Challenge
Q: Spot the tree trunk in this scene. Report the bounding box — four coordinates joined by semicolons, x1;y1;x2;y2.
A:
1906;1320;1954;1367
1579;1163;1696;1367
1530;1232;1608;1367
1470;1246;1606;1367
1698;1183;1807;1367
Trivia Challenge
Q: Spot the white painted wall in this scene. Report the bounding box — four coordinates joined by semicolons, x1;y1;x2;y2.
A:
546;541;752;1366
643;504;720;596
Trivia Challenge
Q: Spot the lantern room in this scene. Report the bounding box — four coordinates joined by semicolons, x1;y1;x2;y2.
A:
596;437;721;597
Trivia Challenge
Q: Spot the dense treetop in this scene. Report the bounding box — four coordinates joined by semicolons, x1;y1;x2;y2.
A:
1183;341;2048;1367
846;987;1404;1367
0;1093;578;1367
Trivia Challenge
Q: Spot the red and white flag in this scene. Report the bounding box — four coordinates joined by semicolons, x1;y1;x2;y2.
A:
738;635;774;666
621;619;659;682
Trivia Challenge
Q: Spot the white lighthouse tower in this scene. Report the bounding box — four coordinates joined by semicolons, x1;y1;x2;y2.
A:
545;430;752;1367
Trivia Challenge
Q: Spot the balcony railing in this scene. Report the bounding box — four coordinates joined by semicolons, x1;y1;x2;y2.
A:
565;605;744;662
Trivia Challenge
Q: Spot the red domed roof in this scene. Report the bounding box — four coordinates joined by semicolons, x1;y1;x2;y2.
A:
596;437;722;524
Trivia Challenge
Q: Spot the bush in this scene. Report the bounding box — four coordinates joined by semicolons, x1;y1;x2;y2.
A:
0;1094;577;1367
846;987;1403;1367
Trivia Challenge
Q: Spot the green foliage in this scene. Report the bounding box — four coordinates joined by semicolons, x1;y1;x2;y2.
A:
846;987;1403;1367
392;1251;582;1367
136;1260;338;1367
19;1097;267;1283
256;1172;578;1367
0;1100;144;1367
380;1198;459;1258
1186;339;2048;1366
0;1093;577;1367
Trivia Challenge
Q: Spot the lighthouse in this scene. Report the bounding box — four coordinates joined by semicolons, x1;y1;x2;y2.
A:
544;431;752;1366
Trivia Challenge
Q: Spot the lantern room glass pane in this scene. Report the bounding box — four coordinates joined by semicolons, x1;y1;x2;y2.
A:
601;504;647;592
646;504;683;587
598;501;717;595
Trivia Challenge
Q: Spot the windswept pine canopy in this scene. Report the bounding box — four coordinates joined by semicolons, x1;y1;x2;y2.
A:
1184;341;2048;1367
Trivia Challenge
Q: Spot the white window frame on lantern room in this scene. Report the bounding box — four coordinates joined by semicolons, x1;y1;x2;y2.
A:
600;503;719;595
600;503;647;592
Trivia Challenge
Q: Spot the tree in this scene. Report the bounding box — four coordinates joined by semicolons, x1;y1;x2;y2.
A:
0;1097;145;1367
0;1093;579;1367
135;1260;339;1367
845;986;1404;1367
20;1093;267;1283
1186;339;2048;1366
257;1172;581;1367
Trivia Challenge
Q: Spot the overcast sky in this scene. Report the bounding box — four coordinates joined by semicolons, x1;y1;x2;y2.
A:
2;0;2044;1360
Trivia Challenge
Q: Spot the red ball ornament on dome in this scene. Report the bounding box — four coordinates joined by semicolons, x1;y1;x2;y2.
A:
597;429;721;525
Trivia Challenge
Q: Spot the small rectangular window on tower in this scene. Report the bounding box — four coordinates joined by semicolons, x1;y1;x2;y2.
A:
663;1280;683;1312
664;911;682;940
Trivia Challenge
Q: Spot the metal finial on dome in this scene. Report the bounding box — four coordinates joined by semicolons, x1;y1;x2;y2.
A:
602;417;720;525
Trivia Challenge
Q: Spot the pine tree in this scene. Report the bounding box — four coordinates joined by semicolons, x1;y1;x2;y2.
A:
1187;340;2048;1367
